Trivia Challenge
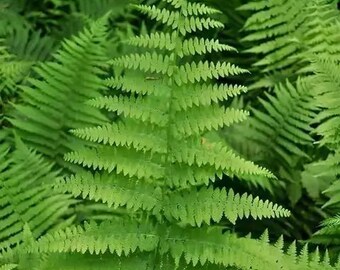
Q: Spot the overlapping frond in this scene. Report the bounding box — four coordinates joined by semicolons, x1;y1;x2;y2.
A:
9;16;109;161
6;28;57;62
134;4;224;36
56;171;162;211
0;139;71;252
127;33;236;57
164;187;290;225
312;58;340;148
312;213;340;245
0;43;31;95
240;78;316;167
241;0;310;72
21;220;335;270
240;0;340;88
56;170;285;226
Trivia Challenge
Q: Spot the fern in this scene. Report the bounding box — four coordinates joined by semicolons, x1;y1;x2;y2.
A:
309;57;340;210
9;16;109;163
6;28;57;62
224;77;322;236
240;0;340;88
0;137;72;253
0;42;31;96
226;78;316;182
303;16;340;248
240;0;310;73
18;222;336;270
11;1;339;269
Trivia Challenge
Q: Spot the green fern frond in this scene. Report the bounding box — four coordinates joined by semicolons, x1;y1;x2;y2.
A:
32;1;301;269
173;106;249;137
6;28;57;62
0;44;31;95
38;252;223;270
241;0;340;88
9;16;109;162
25;220;335;270
134;4;224;35
174;61;248;85
237;78;316;167
164;187;290;225
110;52;174;76
105;73;170;96
312;213;340;245
56;171;284;226
88;95;168;126
65;146;165;180
65;0;278;198
311;58;340;148
172;83;248;110
165;0;221;16
56;171;162;211
127;33;236;57
0;139;71;252
296;2;340;72
71;121;167;154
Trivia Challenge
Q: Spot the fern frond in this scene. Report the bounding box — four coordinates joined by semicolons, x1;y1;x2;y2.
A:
312;214;340;245
174;61;248;85
179;37;237;57
27;220;158;255
172;83;248;111
134;5;224;35
26;221;335;270
45;1;295;269
0;44;31;95
240;78;316;167
173;106;249;137
105;73;170;96
65;146;165;180
10;16;109;161
6;28;57;62
164;187;290;226
127;33;236;57
126;32;176;51
71;121;167;154
88;95;168;126
165;0;221;16
39;253;224;270
312;58;340;148
56;171;161;211
110;52;174;76
0;140;71;252
241;0;340;88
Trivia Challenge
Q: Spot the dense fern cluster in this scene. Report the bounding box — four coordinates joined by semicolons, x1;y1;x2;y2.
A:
1;0;340;269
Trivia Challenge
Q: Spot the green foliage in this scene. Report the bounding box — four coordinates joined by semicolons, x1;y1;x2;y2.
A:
4;0;334;268
0;137;71;252
229;78;316;168
240;0;340;89
0;0;340;268
9;17;109;163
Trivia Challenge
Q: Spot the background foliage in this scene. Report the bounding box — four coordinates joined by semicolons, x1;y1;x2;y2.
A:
1;0;340;269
